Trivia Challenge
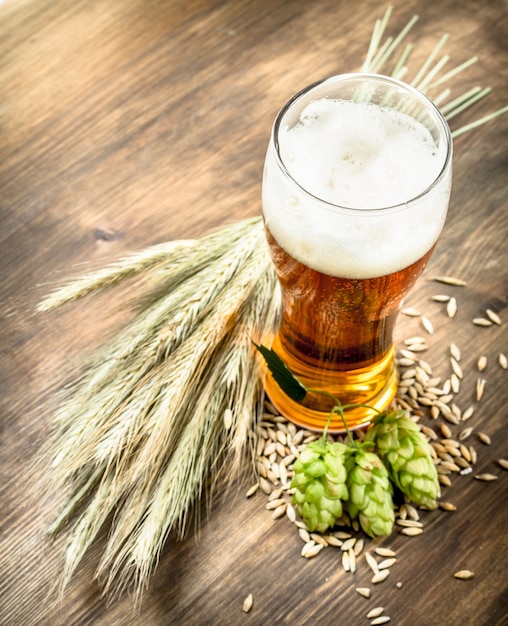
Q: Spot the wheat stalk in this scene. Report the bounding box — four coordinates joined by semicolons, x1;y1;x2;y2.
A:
37;4;506;601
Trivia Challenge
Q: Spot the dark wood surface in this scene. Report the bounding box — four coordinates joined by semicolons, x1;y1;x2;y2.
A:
1;1;507;624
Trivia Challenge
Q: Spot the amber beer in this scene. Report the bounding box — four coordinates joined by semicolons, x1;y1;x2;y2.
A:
262;74;452;431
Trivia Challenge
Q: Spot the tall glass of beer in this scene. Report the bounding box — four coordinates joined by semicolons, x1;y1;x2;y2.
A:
262;73;452;432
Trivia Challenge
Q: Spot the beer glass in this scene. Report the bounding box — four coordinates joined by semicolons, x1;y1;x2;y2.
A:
262;73;452;432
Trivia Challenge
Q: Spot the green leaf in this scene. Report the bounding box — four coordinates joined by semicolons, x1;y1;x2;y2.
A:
253;342;307;402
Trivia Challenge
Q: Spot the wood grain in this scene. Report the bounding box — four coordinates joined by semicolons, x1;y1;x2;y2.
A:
1;0;507;624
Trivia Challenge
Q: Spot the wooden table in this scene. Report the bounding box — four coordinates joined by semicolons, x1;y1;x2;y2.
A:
1;1;507;624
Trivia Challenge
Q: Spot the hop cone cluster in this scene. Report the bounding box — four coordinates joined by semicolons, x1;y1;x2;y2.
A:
346;447;394;538
365;410;440;508
291;440;349;533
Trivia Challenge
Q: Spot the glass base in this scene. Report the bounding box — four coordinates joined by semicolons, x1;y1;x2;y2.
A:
262;343;398;433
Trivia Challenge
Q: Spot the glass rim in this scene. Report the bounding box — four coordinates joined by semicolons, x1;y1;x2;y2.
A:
272;72;453;215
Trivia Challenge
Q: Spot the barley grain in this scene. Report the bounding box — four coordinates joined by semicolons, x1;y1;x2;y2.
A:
400;527;423;536
469;446;478;464
405;336;426;345
378;557;397;570
476;378;486;401
438;474;452;487
447;297;458;318
342;550;350;572
433;276;466;286
477;355;488;371
499;353;508;369
365;552;379;574
333;531;353;540
432;294;450;302
259;477;272;495
462;406;474;421
371;570;390;583
354;538;365;556
341;537;357;552
450;374;460;394
398;357;417;367
486;309;501;325
422;316;434;334
242;593;253;613
286;502;296;523
246;483;259;497
477;432;491;445
439;501;457;511
371;617;391;625
271;504;287;519
473;317;493;327
367;607;385;619
401;307;421;317
474;473;498;481
298;528;311;543
454;570;474;580
459;426;473;438
397;519;423;528
302;541;324;558
450;358;463;379
323;535;342;547
356;587;371;599
375;547;396;558
449;343;461;361
440;423;452;438
497;459;508;470
349;548;357;573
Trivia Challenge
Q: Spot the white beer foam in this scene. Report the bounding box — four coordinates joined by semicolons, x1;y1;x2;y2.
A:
263;98;451;279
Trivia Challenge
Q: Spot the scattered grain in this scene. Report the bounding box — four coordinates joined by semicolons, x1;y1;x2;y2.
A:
301;541;324;558
477;432;491;445
400;527;423;536
497;459;508;470
242;593;253;613
286;502;296;523
367;607;385;619
401;307;421;317
422;316;434;334
341;537;357;552
365;552;379;574
432;294;450;302
349;548;357;574
371;617;391;625
371;570;390;584
474;473;498;481
378;557;397;570
356;587;371;599
342;550;350;572
462;406;474;421
440;423;452;439
446;297;457;318
454;570;474;580
439;474;452;487
477;356;488;372
432;276;466;286
459;427;473;441
476;378;486;401
375;547;396;558
473;317;493;327
499;353;508;369
450;358;463;379
439;502;457;511
354;538;365;556
486;309;502;325
246;483;259;498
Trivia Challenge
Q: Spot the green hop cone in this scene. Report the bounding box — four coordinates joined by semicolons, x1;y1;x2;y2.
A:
346;447;394;538
291;440;349;533
365;410;440;508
